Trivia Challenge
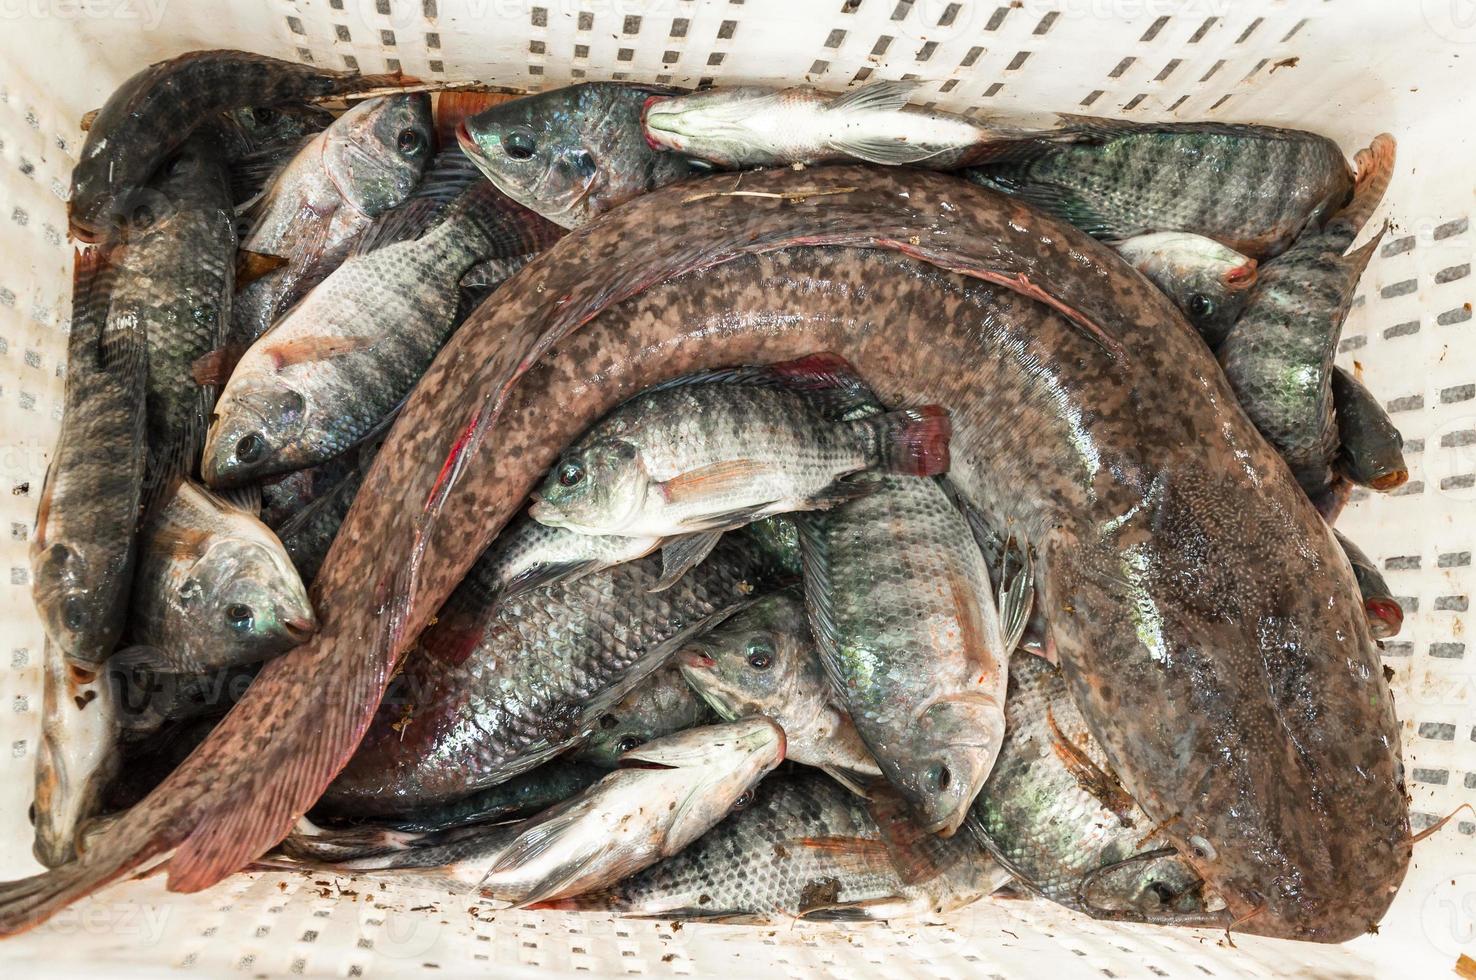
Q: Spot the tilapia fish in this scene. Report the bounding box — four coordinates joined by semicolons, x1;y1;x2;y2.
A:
275;443;378;584
318;533;783;816
541;770;1003;921
573;665;716;768
1336;530;1403;641
457;82;705;228
229;94;434;350
213;103;335;207
966;116;1355;260
124;481;315;675
970;655;1218;922
1112;232;1257;347
1332;366;1408;492
6;168;1405;946
465;513;659;607
678;590;879;787
33;646;118;867
348;762;604;833
1218;135;1395;513
206;182;559;484
70;49;407;242
643;81;1000;169
31;251;147;664
800;473;1010;837
108;138;235;493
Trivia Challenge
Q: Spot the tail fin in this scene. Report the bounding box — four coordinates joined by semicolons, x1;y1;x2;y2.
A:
866;405;952;477
434;91;518;150
1330;134;1396;242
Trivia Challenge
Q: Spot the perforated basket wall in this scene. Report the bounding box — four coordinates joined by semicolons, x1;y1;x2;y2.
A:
0;1;1471;976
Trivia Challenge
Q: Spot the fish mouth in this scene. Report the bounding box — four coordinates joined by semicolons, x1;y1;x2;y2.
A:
1364;598;1404;638
677;646;715;669
641;96;671;150
1221;260;1258;290
1369;468;1408;491
283;616;317;642
455;119;476;157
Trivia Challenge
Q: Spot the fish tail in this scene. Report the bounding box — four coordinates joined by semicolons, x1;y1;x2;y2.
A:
0;854;137;937
434;91;517;151
1330;133;1396;241
330;70;425;95
865;404;952;477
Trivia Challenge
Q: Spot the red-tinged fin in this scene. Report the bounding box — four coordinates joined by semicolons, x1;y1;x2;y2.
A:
425;409;482;515
150;526;212;562
1044;707;1136;821
190;347;243;387
795;835;891;856
266;335;377;372
1332;134;1396;241
863;782;953;886
236;249;288;287
868;404;951;477
1222;259;1258;290
435;91;517;150
658;460;769;504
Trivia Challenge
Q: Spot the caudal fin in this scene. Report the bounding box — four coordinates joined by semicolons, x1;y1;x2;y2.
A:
867;405;952;477
1332;134;1396;241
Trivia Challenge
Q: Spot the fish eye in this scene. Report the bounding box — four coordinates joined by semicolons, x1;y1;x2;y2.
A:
615;734;644;754
397;128;425;155
745;639;774;670
558;460;585;487
598;713;620;730
50;543;71;563
225;603;254;632
570;149;596;180
1188;294;1214;319
131;203;155;228
931;763;952;791
504;127;537;160
732;790;754;810
62;595;87;632
251;107;278;126
235;433;266;464
1145;881;1178;908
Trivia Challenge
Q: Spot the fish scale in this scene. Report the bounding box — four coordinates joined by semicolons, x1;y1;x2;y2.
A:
319;533;784;816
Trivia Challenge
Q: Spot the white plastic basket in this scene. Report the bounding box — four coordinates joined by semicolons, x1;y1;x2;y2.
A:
0;1;1472;976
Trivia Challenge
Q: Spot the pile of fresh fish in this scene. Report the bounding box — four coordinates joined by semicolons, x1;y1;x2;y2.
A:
4;51;1422;946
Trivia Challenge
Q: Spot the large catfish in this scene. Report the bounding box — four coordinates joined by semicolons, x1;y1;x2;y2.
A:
0;167;1405;943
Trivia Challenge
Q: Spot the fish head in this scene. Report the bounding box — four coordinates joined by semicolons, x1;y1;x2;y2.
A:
1115;231;1257;347
203;379;311;486
616;717;785;842
1080;848;1212;917
223;103;335;153
529;439;650;535
891;693;1006;837
580;669;692;767
678;592;816;721
323;94;434;217
179;537;317;661
458;83;692;229
32;651;118;867
31;517;124;661
641;87;778;167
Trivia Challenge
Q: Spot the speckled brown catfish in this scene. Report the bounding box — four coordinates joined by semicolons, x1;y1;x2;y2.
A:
0;167;1406;944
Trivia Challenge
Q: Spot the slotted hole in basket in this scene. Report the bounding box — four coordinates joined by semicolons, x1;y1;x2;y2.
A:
1189;16;1216;42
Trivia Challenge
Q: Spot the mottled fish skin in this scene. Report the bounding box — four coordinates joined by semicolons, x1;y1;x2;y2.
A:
643;81;998;170
1111;232;1257;348
33;648;119;868
541;770;1003;921
529;368;950;539
966;117;1354;261
347;762;605;833
800;473;1007;837
126;481;315;675
1335;530;1403;641
319;535;784;816
30;251;147;664
108;139;235;495
69;49;407;243
12;168;1404;945
206;183;559;486
573;665;717;768
478;719;786;906
457;82;704;228
234;94;434;347
1218;135;1396;513
276;449;374;585
1331;366;1408;492
970;655;1218;922
678;590;879;782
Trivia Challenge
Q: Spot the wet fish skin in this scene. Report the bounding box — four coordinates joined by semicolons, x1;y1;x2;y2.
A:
740;516;803;578
212;103;335;208
574;665;716;768
1332;366;1407;492
33;649;119;868
10;168;1404;945
470;513;660;608
1335;530;1403;640
1112;232;1257;348
70;50;407;243
361;762;605;833
643;81;997;170
206;183;559;486
678;590;879;782
540;770;1003;921
480;719;785;905
457;82;704;228
111;661;259;740
969;655;1216;921
126;481;315;675
1218;135;1396;513
800;473;1008;837
965;116;1354;260
109;138;236;494
320;535;784;816
31;250;147;664
529;363;951;539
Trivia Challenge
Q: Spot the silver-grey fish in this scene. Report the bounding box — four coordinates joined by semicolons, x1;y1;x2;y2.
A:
1336;530;1403;641
32;646;119;867
1112;232;1258;347
1332;366;1408;492
573;665;717;768
124;481;315;674
678;590;879;789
